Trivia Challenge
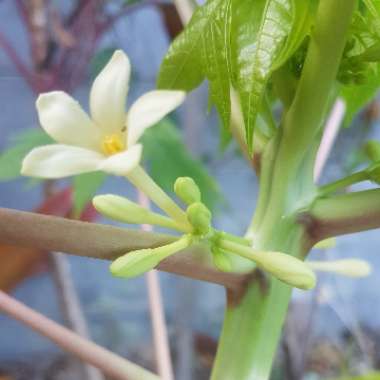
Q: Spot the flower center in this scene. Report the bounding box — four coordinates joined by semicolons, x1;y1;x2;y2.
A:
101;134;125;155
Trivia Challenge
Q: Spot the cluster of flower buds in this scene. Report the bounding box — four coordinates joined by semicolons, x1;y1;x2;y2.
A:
94;174;373;288
94;176;318;290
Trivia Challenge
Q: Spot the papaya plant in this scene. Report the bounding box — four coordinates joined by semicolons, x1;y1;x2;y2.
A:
3;0;380;379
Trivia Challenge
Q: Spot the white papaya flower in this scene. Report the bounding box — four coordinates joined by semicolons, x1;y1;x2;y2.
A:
21;50;185;178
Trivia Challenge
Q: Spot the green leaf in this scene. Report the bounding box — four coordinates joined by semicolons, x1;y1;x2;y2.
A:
141;119;223;212
158;0;233;139
341;62;380;124
339;1;380;123
237;0;311;150
72;172;106;217
0;128;52;182
159;0;313;152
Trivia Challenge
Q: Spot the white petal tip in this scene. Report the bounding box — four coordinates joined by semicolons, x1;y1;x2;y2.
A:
36;91;65;108
109;49;131;68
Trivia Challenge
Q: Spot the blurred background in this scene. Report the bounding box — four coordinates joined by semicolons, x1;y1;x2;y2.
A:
0;1;380;379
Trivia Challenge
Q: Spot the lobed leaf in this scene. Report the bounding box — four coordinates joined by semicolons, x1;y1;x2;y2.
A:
158;0;233;139
238;0;294;149
340;1;380;124
158;0;313;152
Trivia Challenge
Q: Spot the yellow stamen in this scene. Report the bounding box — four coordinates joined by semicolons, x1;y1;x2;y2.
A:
101;134;125;155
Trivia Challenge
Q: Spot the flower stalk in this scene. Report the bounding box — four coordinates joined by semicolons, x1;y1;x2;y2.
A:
126;166;192;231
218;239;316;290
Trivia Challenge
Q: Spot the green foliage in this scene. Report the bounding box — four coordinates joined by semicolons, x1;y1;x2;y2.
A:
72;172;105;217
236;0;311;150
0;128;52;182
141;119;223;211
157;0;233;138
341;65;380;124
340;0;380;124
158;0;314;152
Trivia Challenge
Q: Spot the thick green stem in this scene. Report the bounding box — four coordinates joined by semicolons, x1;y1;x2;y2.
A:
212;1;357;379
283;0;356;154
211;279;291;380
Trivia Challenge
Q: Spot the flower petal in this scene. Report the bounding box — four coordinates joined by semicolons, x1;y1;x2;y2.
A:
127;90;185;146
36;91;101;150
98;144;142;176
90;50;131;135
21;145;104;178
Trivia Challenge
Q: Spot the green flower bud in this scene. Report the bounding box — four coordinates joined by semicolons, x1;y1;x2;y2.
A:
174;177;201;205
212;247;232;272
308;259;371;278
186;202;212;235
110;248;163;278
110;235;192;278
93;194;180;230
254;251;316;290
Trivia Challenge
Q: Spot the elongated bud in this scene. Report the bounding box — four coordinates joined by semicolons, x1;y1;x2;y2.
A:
186;202;212;235
365;140;380;162
93;194;180;230
94;194;149;223
366;163;380;184
110;248;163;278
110;235;192;278
174;177;201;205
314;237;336;250
212;247;232;272
307;259;371;278
255;251;316;290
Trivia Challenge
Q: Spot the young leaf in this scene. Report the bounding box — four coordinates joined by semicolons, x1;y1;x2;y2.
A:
339;2;380;124
158;0;233;138
141;119;223;211
237;0;311;150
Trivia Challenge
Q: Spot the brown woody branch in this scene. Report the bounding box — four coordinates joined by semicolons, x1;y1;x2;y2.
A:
0;208;249;291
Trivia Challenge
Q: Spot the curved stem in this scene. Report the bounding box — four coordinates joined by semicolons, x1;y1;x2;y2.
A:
318;170;368;196
126;165;191;231
212;2;357;379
